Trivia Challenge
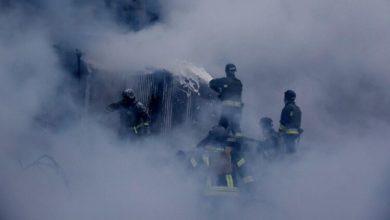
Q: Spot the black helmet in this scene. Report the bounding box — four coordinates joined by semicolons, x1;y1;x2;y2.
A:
209;125;227;141
225;63;237;76
259;117;273;128
284;90;296;102
122;88;136;100
218;117;230;129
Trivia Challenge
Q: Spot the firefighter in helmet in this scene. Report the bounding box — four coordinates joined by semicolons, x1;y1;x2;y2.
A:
107;88;151;138
191;119;254;192
259;117;281;159
209;63;243;137
279;90;302;154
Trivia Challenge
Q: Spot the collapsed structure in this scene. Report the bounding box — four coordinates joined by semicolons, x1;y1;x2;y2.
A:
47;48;219;136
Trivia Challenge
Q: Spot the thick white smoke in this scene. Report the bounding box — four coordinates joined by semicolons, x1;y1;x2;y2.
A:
0;0;389;219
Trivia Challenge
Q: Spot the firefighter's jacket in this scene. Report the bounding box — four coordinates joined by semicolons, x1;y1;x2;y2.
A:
193;126;237;174
279;101;302;135
209;76;242;103
108;99;150;135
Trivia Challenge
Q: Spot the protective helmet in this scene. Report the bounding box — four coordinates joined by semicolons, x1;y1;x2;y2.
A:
122;88;136;100
259;117;273;128
218;117;230;129
225;63;237;74
209;125;227;141
284;90;296;102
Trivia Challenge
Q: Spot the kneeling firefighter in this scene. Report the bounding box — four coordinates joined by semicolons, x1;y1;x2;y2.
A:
259;117;281;159
190;120;254;195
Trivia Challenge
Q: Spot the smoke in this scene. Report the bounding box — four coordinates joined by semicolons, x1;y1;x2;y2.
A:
1;0;390;219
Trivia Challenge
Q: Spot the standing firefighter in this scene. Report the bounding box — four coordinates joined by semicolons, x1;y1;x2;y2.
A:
107;88;151;138
209;63;243;136
259;117;281;159
279;90;302;154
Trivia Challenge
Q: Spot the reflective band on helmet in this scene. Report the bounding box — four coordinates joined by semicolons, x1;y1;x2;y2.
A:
222;100;242;107
237;158;246;167
226;174;234;188
243;176;254;183
202;155;210;166
190;158;197;167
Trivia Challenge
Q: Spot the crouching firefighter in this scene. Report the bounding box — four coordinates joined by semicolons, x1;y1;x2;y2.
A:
189;121;254;196
279;90;303;154
209;63;243;137
107;88;151;138
259;117;281;159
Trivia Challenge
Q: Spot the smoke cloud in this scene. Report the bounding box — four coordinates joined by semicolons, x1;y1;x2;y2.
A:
0;0;389;219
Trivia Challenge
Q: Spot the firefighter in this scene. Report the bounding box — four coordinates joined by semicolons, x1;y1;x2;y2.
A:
107;88;151;138
192;121;254;191
219;118;255;191
209;63;243;137
192;125;233;188
259;117;281;159
279;90;302;154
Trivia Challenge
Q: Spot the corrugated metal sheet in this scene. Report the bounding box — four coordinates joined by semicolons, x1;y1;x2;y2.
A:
84;68;211;134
